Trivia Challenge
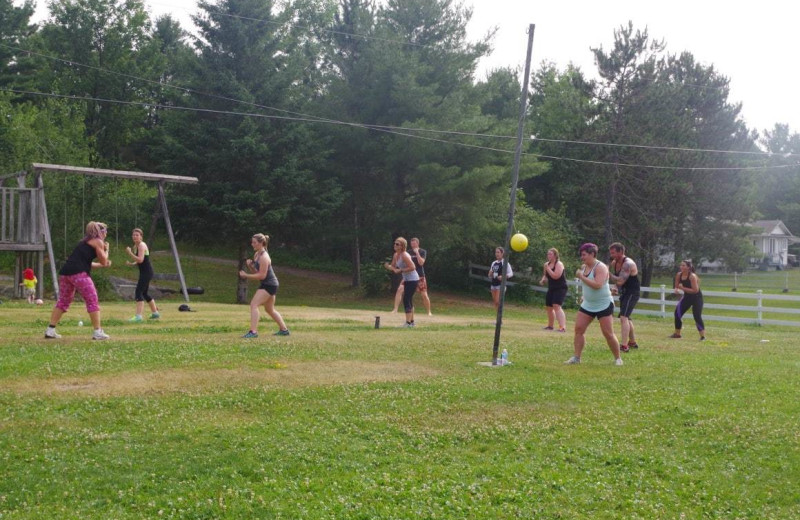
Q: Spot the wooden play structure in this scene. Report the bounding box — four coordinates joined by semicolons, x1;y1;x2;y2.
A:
0;163;198;301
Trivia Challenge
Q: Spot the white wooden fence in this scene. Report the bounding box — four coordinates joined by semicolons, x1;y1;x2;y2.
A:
468;263;800;327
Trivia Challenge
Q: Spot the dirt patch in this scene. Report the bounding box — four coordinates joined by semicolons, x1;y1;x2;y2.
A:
2;361;439;398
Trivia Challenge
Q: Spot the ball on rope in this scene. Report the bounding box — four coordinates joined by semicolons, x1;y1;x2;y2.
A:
510;233;528;252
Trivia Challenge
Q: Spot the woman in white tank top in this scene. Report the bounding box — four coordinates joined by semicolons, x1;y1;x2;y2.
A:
384;237;420;327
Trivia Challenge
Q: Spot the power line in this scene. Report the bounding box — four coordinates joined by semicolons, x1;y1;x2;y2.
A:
5;87;797;172
2;41;793;159
182;2;429;48
530;151;795;171
530;136;800;158
1;86;517;152
0;42;332;123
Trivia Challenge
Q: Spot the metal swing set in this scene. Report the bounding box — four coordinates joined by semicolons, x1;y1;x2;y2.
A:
0;163;198;302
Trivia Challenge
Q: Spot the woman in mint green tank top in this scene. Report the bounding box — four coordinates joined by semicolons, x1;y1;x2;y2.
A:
564;243;623;366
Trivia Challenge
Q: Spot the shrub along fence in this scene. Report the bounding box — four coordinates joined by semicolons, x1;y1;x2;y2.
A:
469;263;800;327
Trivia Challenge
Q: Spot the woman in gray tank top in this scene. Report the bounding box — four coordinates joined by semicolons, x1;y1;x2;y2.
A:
238;233;290;338
384;237;420;327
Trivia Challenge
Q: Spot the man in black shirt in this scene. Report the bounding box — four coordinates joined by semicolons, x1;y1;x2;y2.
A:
609;242;641;352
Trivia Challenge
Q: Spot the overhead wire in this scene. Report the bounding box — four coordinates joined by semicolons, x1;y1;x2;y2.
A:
529;137;800;158
5;87;797;172
1;12;797;171
183;3;430;48
2;40;793;160
0;87;518;153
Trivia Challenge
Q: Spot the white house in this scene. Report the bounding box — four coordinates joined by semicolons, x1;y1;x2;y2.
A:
749;220;799;267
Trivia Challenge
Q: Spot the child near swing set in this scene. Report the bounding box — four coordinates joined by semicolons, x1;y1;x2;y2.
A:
20;268;38;304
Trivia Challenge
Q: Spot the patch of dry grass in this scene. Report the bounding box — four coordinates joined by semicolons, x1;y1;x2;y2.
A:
1;361;440;398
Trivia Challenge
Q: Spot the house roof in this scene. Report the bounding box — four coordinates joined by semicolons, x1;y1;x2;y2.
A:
750;220;800;243
751;220;792;236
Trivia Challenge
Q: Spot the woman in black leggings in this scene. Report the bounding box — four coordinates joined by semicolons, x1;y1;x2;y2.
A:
125;228;160;322
671;260;706;340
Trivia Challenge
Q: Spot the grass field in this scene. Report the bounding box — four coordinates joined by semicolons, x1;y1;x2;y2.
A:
1;260;800;519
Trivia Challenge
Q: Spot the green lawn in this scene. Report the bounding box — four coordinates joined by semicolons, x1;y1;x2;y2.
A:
1;262;799;519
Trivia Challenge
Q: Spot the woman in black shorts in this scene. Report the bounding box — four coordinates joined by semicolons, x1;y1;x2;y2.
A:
239;233;289;338
565;243;622;366
539;247;568;332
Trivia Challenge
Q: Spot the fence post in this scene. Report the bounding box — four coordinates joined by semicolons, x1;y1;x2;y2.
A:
660;284;666;318
756;289;763;326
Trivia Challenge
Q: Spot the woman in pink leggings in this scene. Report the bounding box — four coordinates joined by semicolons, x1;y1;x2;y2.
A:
44;221;112;340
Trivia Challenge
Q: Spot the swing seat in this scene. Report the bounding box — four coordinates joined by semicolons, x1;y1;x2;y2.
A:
152;273;181;281
187;286;204;295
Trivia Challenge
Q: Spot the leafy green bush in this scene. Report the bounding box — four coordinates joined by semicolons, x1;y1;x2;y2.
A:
360;262;391;297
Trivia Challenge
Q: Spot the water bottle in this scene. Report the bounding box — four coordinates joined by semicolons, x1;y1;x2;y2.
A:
500;349;508;365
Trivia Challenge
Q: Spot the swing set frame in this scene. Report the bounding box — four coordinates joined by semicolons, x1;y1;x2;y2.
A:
1;163;198;302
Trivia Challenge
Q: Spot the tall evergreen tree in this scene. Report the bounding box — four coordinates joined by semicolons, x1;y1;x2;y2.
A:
319;0;539;286
0;0;36;89
150;0;343;254
621;50;758;281
590;22;664;248
528;23;759;283
758;124;800;235
526;63;597;224
35;0;160;166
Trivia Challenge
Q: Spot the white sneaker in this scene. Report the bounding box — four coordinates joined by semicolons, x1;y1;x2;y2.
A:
44;329;61;339
614;358;624;366
564;356;580;365
92;329;110;340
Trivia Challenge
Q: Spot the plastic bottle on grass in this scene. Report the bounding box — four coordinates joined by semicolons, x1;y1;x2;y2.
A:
501;349;508;365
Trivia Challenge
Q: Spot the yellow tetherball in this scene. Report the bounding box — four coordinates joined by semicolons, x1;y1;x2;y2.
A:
510;233;528;252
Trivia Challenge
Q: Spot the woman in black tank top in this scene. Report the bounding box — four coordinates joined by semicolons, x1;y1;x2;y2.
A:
539;248;567;332
44;221;112;340
125;228;160;322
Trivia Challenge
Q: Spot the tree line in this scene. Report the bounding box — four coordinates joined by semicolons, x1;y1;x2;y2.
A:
2;0;799;290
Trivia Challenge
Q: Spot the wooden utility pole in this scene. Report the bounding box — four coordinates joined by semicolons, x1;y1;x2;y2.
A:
492;24;536;365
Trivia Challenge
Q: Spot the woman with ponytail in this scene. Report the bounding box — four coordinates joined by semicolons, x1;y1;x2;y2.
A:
671;260;706;340
239;233;290;338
